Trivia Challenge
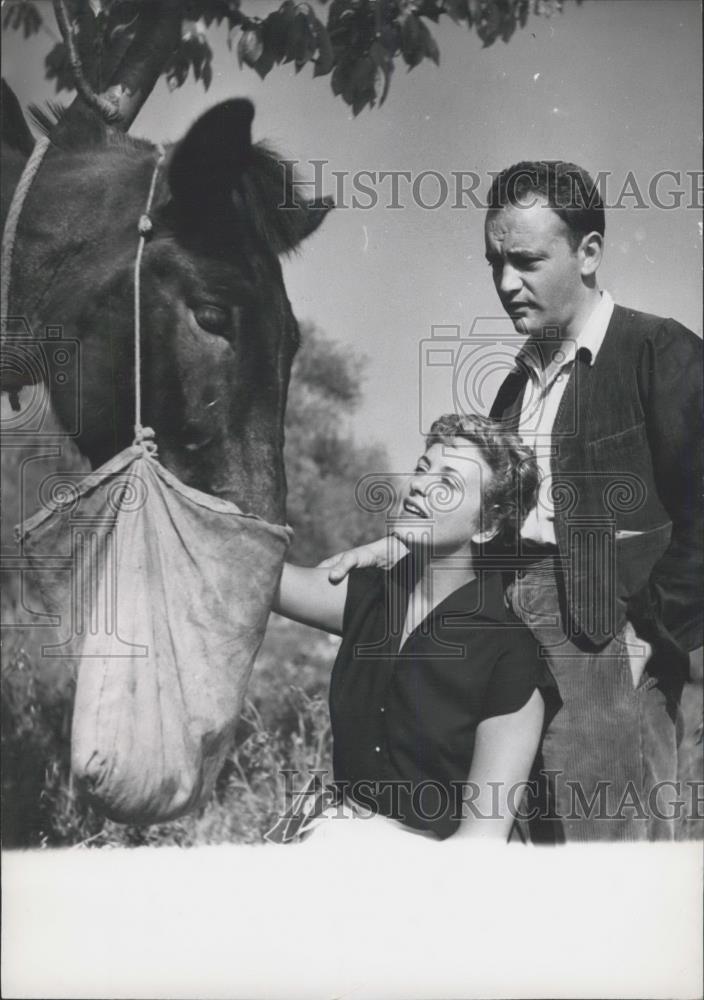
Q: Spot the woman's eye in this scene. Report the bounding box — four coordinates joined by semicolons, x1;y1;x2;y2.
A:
193;305;230;335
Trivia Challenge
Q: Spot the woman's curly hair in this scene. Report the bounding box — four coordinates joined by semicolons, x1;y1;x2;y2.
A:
426;413;539;546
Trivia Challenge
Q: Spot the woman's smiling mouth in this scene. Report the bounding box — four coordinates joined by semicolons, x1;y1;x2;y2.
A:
402;498;428;518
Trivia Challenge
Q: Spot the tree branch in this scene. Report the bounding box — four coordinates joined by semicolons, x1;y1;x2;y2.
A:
52;0;122;123
103;0;184;130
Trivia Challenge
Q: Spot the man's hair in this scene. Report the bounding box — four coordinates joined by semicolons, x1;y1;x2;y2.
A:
488;160;605;250
426;413;538;545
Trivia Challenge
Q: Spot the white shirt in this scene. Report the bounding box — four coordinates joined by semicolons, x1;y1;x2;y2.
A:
517;290;615;545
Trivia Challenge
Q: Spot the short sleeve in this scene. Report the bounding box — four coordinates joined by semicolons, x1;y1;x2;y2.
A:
342;567;385;636
480;627;562;724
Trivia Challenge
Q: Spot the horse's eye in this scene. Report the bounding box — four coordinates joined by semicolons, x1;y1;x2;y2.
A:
193;305;230;336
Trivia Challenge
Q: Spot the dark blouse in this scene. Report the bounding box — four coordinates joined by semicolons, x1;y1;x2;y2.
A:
329;558;560;839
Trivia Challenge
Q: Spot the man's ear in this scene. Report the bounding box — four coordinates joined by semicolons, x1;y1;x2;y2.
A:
579;230;603;277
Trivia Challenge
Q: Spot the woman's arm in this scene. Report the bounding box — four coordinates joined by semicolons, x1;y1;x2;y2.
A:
453;689;545;841
272;564;349;635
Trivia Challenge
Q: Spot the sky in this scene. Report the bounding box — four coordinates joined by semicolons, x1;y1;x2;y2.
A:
3;0;702;471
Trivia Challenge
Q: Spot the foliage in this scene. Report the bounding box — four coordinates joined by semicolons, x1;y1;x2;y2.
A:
3;0;581;116
284;322;389;563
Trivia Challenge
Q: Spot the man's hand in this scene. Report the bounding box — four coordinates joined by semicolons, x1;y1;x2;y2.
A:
317;535;408;584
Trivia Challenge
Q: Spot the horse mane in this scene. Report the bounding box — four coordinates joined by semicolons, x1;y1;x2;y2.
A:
28;99;153;155
27;100;68;138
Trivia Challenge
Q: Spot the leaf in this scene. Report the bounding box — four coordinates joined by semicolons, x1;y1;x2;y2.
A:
416;0;444;23
379;22;401;54
44;42;75;94
331;61;347;97
261;10;286;63
311;17;334;77
342;55;375;116
3;1;42;38
251;45;276;79
278;0;298;51
500;11;516;43
418;18;440;65
476;0;502;47
284;10;313;68
188;0;239;28
370;39;393;105
400;13;423;69
25;2;41;37
516;0;530;29
237;27;264;68
164;45;191;91
444;0;469;23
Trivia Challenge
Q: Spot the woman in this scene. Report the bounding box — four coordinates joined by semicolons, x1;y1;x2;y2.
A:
269;413;559;843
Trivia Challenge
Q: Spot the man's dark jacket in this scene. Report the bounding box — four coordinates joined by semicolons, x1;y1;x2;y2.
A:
490;304;703;677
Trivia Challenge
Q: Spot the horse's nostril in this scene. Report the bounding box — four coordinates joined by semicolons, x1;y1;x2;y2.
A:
182;424;214;452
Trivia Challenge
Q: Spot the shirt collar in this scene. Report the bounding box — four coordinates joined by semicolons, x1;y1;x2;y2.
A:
574;289;614;366
439;570;508;624
388;560;508;624
513;289;614;377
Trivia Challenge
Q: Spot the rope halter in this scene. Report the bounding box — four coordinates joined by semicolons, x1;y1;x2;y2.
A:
133;144;165;454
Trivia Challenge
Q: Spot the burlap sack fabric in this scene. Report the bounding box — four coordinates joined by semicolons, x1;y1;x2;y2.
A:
16;443;292;825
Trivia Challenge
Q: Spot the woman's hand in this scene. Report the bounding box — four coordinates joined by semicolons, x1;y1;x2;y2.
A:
317;535;408;584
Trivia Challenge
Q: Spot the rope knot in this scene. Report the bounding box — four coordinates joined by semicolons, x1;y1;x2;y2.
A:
133;425;158;456
138;214;153;237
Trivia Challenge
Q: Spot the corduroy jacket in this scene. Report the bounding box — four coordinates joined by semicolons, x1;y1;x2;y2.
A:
491;304;703;676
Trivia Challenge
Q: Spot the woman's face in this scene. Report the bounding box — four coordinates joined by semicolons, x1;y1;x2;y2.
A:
393;440;495;556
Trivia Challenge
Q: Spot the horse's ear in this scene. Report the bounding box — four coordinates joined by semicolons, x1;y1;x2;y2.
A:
1;79;35;158
274;194;334;253
169;99;254;209
236;146;333;254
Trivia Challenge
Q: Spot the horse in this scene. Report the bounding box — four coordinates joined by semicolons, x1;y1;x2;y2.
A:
1;83;334;833
1;82;331;525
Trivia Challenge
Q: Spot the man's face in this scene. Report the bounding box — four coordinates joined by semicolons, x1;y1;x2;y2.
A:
484;198;586;338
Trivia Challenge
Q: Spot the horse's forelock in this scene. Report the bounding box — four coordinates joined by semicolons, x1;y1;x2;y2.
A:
29;98;155;160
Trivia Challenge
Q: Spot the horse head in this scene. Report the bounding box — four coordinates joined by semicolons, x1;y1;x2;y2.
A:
1;88;331;524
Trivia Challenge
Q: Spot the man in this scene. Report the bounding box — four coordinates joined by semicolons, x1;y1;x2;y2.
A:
322;160;702;842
